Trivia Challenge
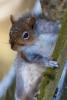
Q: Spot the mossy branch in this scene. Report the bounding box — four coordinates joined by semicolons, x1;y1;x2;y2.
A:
38;9;67;100
42;41;67;100
52;9;67;60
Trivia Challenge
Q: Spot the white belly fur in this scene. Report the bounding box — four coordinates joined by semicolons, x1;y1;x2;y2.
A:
16;55;45;94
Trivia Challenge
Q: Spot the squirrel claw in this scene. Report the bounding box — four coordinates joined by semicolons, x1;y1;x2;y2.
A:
48;60;59;68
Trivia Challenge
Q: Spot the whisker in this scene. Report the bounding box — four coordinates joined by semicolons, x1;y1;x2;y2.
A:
0;41;9;45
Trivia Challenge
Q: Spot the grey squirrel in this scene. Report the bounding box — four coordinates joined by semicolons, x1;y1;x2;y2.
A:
9;14;60;100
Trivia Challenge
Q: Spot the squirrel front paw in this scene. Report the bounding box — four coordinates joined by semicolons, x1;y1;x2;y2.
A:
30;54;59;68
31;54;59;68
48;60;59;68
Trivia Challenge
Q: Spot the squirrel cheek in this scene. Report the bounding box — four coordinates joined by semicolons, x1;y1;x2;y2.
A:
16;39;24;46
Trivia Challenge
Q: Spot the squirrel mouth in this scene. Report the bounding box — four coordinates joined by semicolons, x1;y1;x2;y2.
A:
11;43;16;50
10;42;25;51
9;41;17;51
9;39;25;51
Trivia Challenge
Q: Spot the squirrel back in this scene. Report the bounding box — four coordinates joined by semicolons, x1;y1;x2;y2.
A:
40;0;67;21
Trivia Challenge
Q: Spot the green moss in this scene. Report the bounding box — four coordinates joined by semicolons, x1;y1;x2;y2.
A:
52;9;67;60
38;67;57;100
43;68;56;80
38;76;50;100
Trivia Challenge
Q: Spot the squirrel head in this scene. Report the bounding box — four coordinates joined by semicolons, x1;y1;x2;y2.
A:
9;15;36;51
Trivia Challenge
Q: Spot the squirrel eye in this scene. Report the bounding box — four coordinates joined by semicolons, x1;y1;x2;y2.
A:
22;31;29;40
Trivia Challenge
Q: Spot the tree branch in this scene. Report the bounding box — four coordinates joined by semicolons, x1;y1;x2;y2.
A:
38;9;67;100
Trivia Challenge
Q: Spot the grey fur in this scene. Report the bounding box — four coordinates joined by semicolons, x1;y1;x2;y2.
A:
13;16;60;100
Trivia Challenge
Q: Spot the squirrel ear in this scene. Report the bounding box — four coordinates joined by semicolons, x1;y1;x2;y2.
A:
27;16;36;28
10;15;15;25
